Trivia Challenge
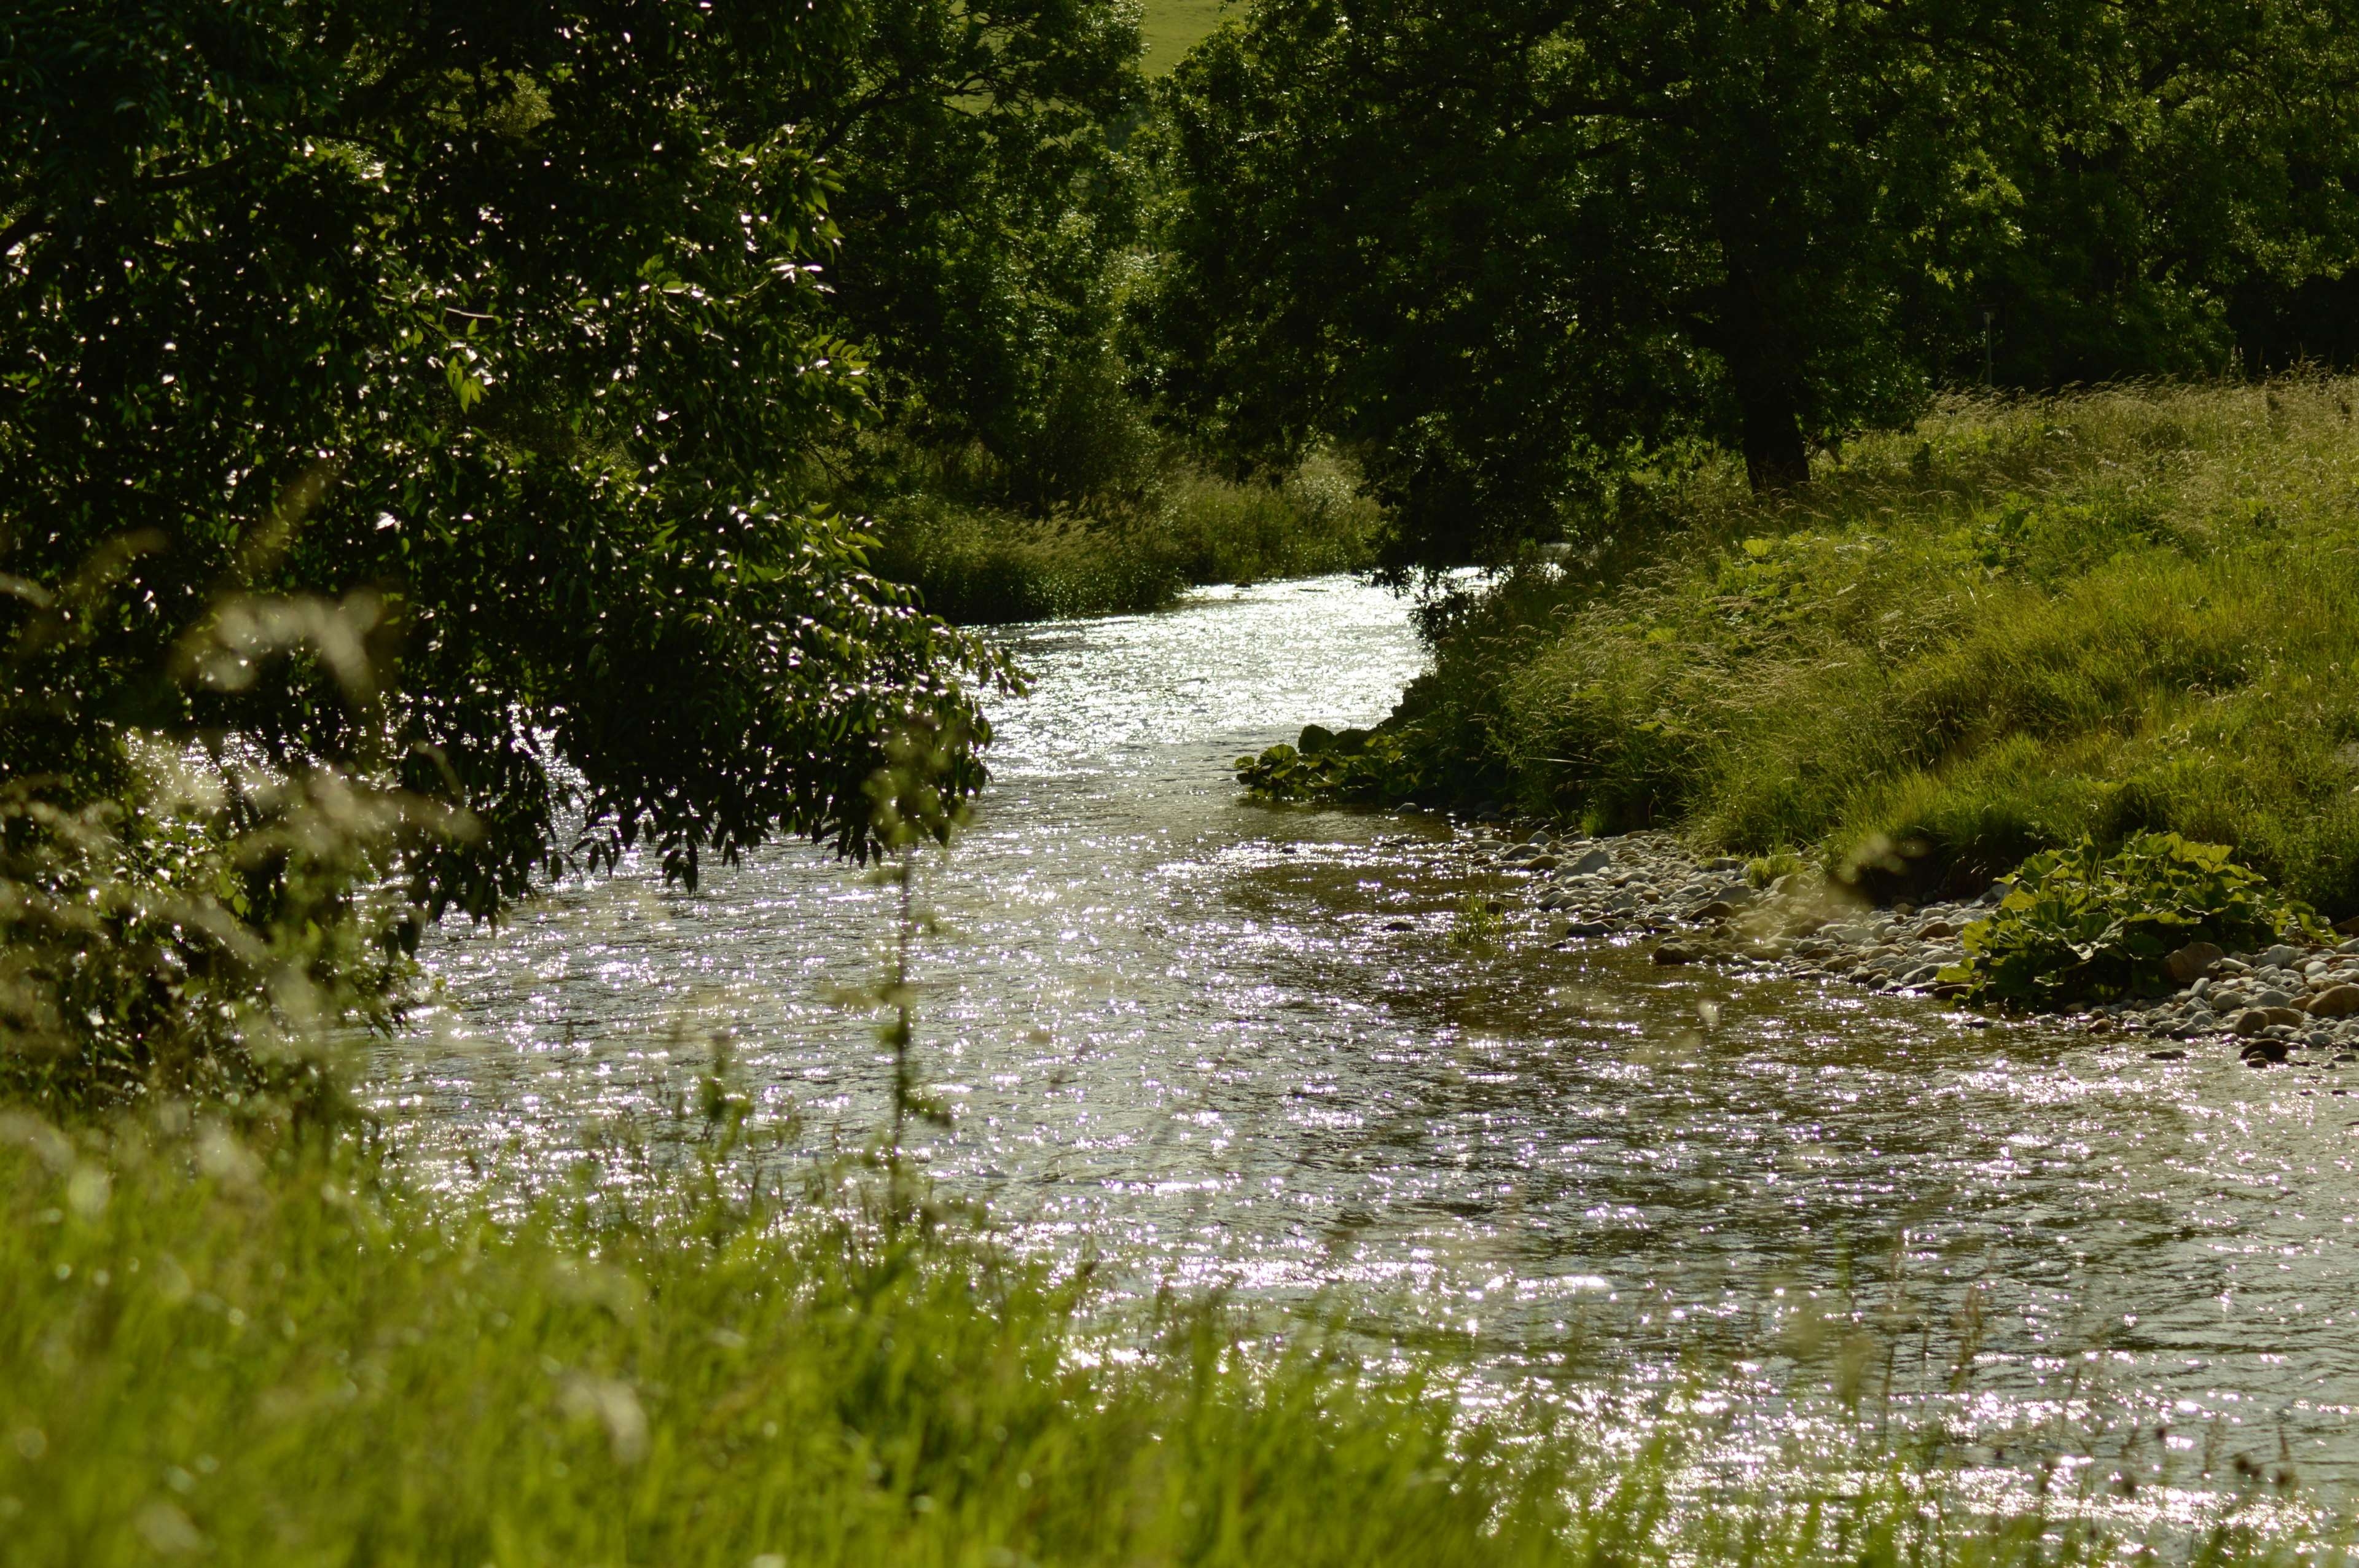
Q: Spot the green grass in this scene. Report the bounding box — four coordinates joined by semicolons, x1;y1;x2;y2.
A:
0;1117;1571;1567
1143;0;1228;74
0;1110;2309;1568
1353;378;2359;912
866;451;1382;623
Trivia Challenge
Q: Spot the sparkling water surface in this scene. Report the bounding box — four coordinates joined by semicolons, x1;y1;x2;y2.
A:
381;574;2359;1516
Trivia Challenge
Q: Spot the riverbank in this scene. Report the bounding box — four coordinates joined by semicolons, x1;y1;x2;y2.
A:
856;447;1382;623
1459;821;2359;1064
1248;378;2359;917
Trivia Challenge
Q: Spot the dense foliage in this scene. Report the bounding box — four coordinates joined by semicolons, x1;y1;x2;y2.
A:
1;0;1030;901
0;0;1191;1101
1944;833;2310;1005
1140;0;2359;568
812;0;1149;500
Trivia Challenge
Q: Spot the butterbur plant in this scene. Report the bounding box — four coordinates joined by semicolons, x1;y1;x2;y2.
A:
1237;724;1426;804
1943;832;2314;1005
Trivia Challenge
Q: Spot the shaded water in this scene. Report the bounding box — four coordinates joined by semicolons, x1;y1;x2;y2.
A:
386;575;2359;1511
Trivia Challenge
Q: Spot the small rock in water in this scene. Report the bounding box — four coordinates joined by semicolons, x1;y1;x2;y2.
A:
1559;920;1612;940
1651;941;1703;965
2146;1048;2187;1061
2242;1039;2291;1066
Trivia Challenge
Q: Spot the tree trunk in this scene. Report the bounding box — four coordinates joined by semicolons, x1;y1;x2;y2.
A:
1709;184;1813;495
1735;375;1810;494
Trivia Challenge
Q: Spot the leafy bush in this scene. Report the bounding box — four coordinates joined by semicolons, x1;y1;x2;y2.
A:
1237;724;1425;803
1941;833;2314;1005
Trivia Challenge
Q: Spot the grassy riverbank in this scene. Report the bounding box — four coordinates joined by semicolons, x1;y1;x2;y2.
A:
0;1109;2296;1567
0;1117;1557;1567
1321;378;2359;915
858;447;1381;624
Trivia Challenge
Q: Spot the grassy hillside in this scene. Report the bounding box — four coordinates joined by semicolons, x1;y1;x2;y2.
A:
1259;378;2359;915
1143;0;1226;72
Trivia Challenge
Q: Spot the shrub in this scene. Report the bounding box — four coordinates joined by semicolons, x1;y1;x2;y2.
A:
1941;832;2314;1005
1237;724;1426;804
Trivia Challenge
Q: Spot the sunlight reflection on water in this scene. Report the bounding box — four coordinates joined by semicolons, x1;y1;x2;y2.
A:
381;574;2359;1520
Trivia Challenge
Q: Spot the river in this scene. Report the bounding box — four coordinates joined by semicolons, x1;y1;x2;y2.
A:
382;573;2359;1518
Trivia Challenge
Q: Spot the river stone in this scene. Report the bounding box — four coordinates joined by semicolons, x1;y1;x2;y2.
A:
1651;940;1702;965
2165;941;2226;983
2231;1006;2308;1035
2242;1039;2291;1065
1562;847;1611;875
1559;920;1612;940
2309;985;2359;1018
2263;943;2302;970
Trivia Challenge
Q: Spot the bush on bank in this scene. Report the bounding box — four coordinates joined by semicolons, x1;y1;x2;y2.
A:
1245;379;2359;919
1944;832;2318;1005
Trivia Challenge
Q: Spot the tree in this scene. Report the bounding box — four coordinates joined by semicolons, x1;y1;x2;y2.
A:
810;0;1149;487
1;0;1018;935
1139;0;2359;569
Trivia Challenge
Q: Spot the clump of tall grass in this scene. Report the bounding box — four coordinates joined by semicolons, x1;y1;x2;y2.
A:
1380;377;2359;913
0;1112;1565;1567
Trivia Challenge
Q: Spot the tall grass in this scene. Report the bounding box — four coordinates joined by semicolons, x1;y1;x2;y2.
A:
864;450;1381;624
1388;378;2359;911
0;1109;2315;1568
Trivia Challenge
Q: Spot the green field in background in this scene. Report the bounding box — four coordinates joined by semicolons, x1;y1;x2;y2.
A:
1143;0;1226;72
